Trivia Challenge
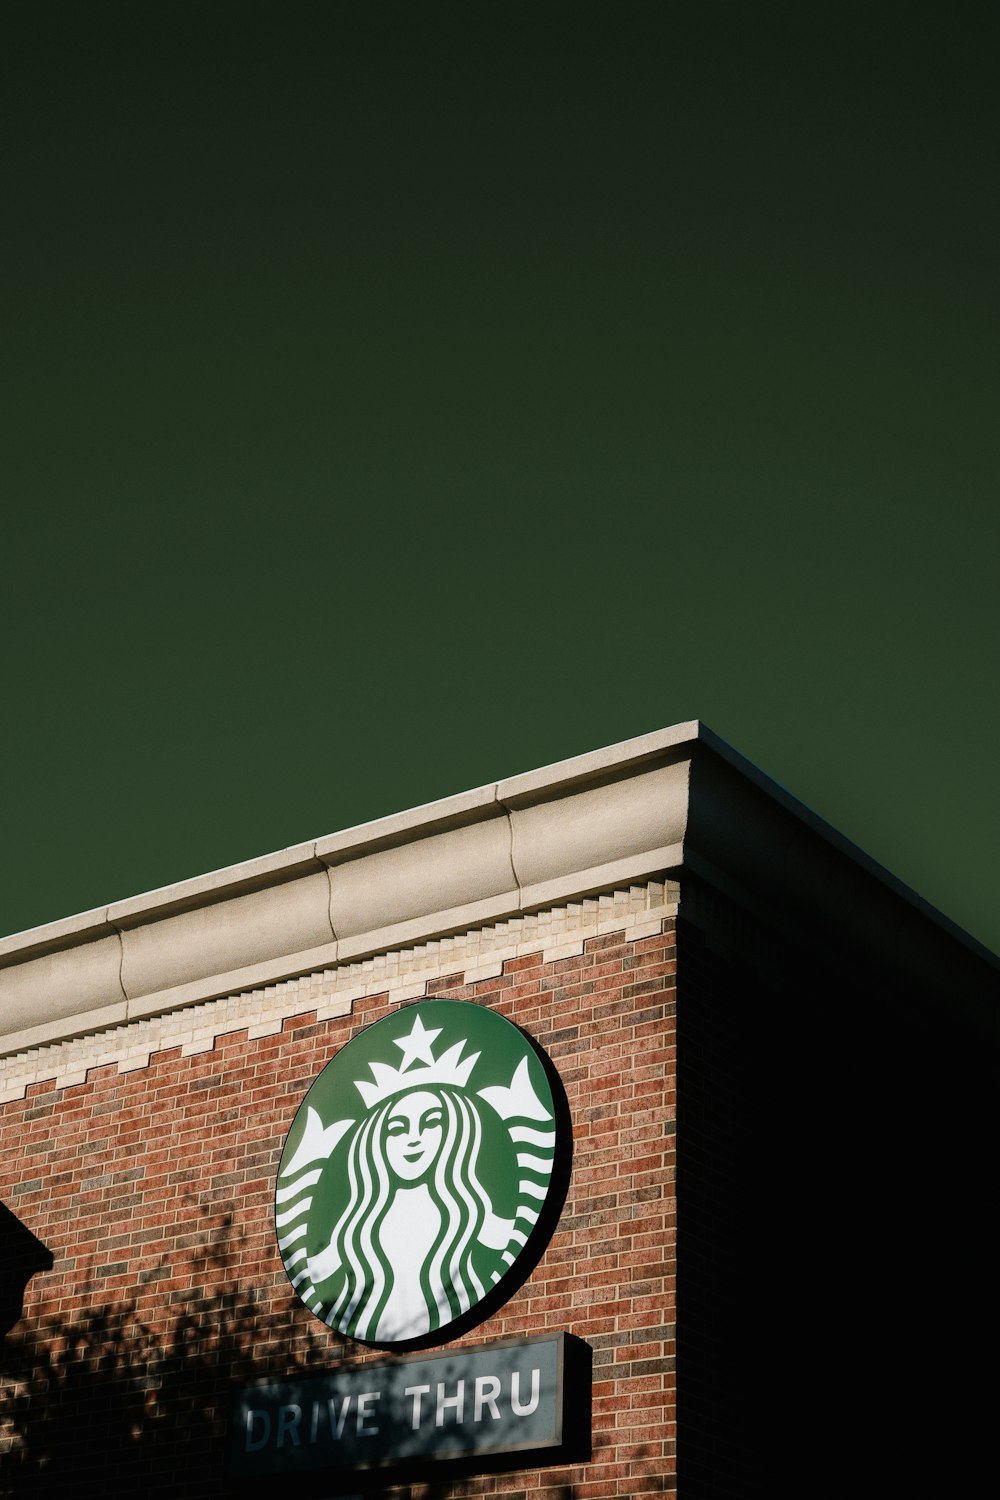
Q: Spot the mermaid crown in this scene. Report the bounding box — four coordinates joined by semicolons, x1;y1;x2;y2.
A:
355;1014;480;1108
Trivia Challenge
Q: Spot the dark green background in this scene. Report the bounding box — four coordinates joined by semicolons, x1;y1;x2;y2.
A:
3;4;998;954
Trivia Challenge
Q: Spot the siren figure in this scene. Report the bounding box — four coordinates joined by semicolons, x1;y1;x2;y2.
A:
309;1082;513;1341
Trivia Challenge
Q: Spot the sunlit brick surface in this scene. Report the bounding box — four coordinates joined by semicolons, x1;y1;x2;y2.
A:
1;920;677;1499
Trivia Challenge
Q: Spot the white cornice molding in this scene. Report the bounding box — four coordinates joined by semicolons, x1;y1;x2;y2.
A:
1;721;997;1056
0;883;677;1101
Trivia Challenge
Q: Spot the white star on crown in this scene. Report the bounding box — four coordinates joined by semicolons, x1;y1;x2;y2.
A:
355;1014;481;1108
393;1013;441;1070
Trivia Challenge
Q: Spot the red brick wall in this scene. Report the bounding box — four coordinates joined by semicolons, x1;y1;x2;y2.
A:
1;919;676;1500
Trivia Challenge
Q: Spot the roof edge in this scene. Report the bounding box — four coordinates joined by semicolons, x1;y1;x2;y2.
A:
2;722;996;1056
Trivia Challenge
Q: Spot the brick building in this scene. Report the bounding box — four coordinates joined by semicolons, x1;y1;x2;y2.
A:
2;723;997;1497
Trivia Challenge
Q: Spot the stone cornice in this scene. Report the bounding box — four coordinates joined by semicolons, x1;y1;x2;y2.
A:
1;721;997;1055
0;883;677;1101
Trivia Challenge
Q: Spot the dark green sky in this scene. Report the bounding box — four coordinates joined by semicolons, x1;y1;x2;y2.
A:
3;4;998;954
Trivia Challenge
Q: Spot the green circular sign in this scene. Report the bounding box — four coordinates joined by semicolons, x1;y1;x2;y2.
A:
276;1001;559;1344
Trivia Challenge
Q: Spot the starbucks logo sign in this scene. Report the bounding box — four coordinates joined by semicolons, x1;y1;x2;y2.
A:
276;1001;562;1345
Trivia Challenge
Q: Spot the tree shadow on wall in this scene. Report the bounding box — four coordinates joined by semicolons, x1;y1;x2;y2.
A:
1;1207;672;1500
0;1206;340;1500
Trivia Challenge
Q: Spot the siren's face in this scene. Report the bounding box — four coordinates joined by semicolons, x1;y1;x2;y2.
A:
385;1090;445;1182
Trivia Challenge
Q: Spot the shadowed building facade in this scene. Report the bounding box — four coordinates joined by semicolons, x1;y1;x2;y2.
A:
2;724;997;1498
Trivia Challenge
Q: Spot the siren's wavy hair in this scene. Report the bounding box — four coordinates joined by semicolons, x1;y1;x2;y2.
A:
322;1085;496;1341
